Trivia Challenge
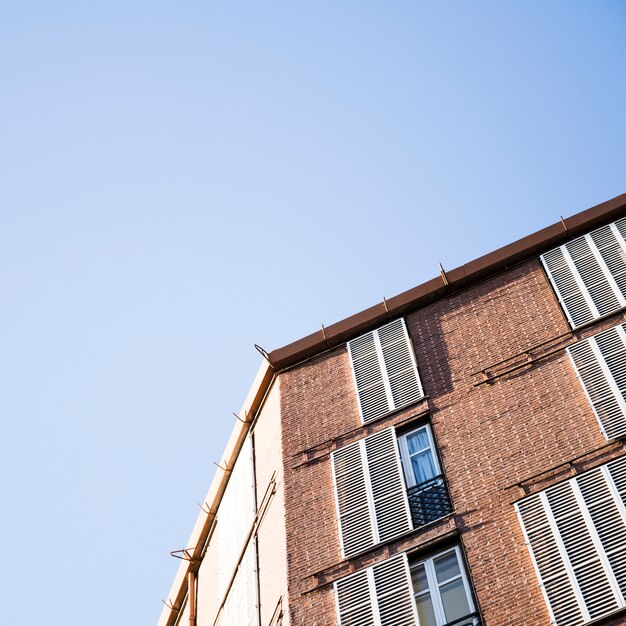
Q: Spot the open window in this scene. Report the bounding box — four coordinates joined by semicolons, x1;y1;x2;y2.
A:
331;423;452;558
410;546;479;626
398;424;451;528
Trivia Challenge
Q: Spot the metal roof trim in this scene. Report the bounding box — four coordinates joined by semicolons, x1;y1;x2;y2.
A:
268;194;626;371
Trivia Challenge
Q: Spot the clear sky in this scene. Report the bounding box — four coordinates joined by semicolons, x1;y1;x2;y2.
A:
1;2;625;624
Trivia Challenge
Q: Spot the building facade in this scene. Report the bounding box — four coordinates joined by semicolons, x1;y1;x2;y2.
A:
158;193;626;626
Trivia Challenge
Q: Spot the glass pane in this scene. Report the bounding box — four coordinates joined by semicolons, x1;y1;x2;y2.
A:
415;592;437;626
440;578;471;623
434;551;461;583
407;429;430;454
411;451;436;484
411;564;429;593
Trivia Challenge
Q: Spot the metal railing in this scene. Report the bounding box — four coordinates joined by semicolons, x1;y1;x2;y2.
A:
444;611;482;626
406;473;452;528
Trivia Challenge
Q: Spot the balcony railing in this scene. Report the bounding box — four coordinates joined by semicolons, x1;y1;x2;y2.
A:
406;473;452;528
444;611;482;626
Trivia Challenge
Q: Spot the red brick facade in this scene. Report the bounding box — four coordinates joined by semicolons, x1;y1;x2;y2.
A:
279;257;626;626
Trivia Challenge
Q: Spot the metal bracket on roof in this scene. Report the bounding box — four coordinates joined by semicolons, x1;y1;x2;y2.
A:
233;410;247;424
196;501;213;515
170;548;200;563
382;297;389;313
212;460;231;472
560;215;569;235
321;324;330;348
254;344;272;364
439;262;449;287
162;599;177;611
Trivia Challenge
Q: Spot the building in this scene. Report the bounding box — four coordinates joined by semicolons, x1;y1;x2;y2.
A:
158;193;626;626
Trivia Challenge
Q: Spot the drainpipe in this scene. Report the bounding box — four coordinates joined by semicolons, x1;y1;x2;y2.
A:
188;572;196;626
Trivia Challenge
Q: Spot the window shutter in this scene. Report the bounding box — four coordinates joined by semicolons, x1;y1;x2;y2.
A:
348;318;424;423
331;429;412;558
334;554;418;626
334;569;376;626
516;456;626;626
541;218;626;328
220;542;259;626
332;440;377;558
216;437;256;601
365;430;413;543
567;323;626;440
372;555;419;626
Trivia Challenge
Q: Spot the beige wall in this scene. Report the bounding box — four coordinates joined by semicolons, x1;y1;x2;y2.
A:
253;379;290;626
189;378;288;626
196;528;219;626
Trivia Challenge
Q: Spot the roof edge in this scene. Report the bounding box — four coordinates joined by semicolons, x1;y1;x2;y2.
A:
157;361;275;626
268;193;626;370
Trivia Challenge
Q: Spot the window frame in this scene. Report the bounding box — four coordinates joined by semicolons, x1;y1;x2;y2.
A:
410;545;478;626
397;423;442;488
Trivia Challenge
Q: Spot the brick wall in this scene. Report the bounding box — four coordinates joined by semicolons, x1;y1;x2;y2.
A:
278;257;626;626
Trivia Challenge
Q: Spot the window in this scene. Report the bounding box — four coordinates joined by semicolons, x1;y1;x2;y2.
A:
347;318;424;423
541;217;626;328
398;425;440;487
410;546;479;626
331;425;452;558
216;438;256;600
331;428;413;558
214;438;259;626
334;549;479;626
516;455;626;626
216;542;259;626
334;554;419;626
398;425;451;528
568;322;626;440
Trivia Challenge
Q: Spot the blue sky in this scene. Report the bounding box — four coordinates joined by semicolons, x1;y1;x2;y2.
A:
0;2;625;625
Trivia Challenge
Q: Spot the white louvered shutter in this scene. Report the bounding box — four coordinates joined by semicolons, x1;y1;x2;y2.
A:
348;319;424;424
334;554;418;626
516;455;626;626
335;569;376;626
568;323;626;440
541;217;626;328
332;440;377;557
331;429;412;558
365;430;413;543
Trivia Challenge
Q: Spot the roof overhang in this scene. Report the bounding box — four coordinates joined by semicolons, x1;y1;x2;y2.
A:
268;193;626;371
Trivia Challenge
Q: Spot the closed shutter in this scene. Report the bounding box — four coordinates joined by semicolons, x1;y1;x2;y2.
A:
516;455;626;626
541;217;626;328
334;554;418;626
220;542;259;626
567;323;626;440
331;429;412;558
348;319;424;424
216;437;256;601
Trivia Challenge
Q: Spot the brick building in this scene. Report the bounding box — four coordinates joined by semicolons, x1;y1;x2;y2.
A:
158;193;626;626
